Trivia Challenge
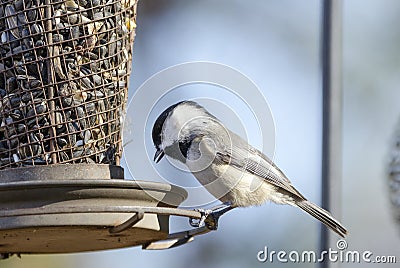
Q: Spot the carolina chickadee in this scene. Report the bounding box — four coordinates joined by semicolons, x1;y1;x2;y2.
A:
152;101;347;237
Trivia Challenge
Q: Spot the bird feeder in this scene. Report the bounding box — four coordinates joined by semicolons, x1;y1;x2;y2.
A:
0;0;217;258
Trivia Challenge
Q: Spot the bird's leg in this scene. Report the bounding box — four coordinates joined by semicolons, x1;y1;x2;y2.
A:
189;202;234;230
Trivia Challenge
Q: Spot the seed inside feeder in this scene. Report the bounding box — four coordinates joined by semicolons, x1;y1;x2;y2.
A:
0;0;137;168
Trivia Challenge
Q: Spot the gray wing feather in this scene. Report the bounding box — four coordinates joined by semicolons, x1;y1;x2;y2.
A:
215;132;306;200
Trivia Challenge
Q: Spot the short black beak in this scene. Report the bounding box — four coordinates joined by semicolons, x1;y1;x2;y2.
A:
154;149;165;163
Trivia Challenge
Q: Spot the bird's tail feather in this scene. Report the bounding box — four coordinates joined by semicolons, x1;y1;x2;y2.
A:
296;200;348;238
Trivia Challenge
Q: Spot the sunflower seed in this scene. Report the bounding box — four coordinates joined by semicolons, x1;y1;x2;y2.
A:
59;151;69;162
5;5;20;39
12;153;20;163
26;7;38;22
55;112;64;127
57;138;68;147
74;139;84;147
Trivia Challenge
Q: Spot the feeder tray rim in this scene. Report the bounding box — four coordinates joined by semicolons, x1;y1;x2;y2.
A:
0;205;203;220
0;179;188;200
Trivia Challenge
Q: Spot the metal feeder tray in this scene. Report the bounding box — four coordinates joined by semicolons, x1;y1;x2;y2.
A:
0;164;215;258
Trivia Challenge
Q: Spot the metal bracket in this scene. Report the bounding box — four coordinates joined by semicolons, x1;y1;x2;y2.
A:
109;210;144;234
106;207;226;250
142;206;233;250
142;226;211;250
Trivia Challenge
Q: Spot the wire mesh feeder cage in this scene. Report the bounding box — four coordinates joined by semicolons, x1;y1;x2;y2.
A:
388;118;400;228
0;0;137;167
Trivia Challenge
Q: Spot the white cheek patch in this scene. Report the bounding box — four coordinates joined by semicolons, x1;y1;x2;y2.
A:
161;120;180;148
161;107;210;149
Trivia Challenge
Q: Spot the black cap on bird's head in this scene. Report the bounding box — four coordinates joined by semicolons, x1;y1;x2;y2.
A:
152;100;214;163
152;101;186;163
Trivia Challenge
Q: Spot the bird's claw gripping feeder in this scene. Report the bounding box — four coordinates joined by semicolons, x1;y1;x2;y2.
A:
0;0;221;258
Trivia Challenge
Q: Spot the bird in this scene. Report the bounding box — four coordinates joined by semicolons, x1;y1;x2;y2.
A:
152;100;348;237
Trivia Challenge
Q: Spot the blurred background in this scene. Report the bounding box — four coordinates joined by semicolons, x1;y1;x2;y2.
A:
3;0;400;267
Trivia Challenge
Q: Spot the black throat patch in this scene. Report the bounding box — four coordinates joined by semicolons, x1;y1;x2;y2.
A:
178;134;196;159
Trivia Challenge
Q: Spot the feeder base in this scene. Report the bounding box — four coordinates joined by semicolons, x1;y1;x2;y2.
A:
0;172;187;255
1;226;166;254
